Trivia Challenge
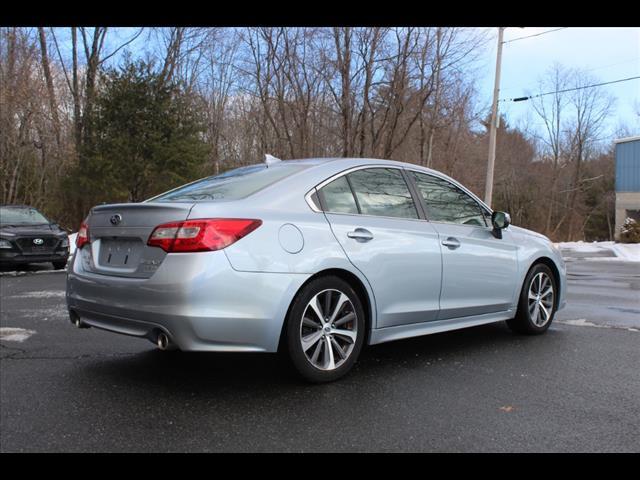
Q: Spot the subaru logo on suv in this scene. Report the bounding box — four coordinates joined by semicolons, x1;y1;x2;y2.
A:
33;238;44;245
110;214;122;226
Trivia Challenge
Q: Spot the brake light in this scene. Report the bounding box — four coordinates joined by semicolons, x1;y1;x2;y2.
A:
147;219;262;253
76;221;90;249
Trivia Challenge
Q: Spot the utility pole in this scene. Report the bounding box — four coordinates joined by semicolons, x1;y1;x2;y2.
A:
484;26;505;207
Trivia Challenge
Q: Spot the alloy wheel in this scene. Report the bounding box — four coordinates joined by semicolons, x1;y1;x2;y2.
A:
299;289;358;371
527;272;554;327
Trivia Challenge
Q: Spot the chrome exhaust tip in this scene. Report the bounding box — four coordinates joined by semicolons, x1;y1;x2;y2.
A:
157;332;170;350
69;311;89;329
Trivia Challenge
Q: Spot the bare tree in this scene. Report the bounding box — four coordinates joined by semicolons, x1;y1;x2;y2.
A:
199;29;240;174
532;65;614;240
531;63;571;235
564;71;614;239
49;27;143;165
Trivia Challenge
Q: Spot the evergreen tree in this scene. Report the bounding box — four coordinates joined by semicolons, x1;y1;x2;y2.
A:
70;60;208;211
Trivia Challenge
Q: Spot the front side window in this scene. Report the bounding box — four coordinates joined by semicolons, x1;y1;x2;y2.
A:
347;168;418;219
410;171;487;227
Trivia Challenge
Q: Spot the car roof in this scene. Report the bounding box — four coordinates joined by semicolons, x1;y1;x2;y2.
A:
274;157;441;174
263;157;492;213
275;156;450;182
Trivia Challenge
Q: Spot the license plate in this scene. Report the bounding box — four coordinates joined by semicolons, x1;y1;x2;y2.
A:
99;239;142;268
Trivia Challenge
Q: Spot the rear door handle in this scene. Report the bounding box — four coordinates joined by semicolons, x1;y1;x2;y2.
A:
347;228;374;242
441;237;460;249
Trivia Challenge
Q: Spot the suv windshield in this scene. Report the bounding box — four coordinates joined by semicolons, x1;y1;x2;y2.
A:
0;206;50;226
150;164;307;202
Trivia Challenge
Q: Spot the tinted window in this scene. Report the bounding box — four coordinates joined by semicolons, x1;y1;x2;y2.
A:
320;176;358;214
151;164;307;202
410;172;486;226
347;168;418;219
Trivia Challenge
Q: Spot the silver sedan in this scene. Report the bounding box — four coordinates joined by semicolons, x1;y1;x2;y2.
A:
66;157;566;382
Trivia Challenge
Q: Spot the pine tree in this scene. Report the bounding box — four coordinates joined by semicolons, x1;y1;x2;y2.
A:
69;60;209;211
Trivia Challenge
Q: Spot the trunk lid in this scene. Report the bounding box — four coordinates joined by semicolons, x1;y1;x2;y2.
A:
81;202;194;278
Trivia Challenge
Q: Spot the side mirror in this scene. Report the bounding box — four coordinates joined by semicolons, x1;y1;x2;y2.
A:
491;211;511;239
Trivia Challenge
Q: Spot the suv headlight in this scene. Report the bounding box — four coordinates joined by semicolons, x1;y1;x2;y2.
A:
61;237;69;248
0;239;13;249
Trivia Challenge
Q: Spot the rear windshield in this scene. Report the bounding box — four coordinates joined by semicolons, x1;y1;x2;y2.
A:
0;206;50;226
150;164;307;202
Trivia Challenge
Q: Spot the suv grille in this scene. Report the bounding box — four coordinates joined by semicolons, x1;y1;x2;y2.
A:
15;236;60;254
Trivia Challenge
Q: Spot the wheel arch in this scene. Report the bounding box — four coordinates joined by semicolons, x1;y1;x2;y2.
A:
525;256;562;310
277;267;375;351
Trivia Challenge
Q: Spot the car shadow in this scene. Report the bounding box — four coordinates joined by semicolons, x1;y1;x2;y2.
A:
0;262;55;273
80;321;550;396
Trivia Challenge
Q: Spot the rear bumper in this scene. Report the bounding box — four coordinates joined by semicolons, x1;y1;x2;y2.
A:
66;250;309;352
0;250;68;265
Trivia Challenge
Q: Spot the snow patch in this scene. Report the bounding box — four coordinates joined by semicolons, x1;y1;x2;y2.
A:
558;318;608;328
610;243;640;262
0;328;36;342
555;241;609;253
17;305;68;320
555;241;640;262
556;319;639;332
0;268;66;277
68;232;77;255
10;290;65;299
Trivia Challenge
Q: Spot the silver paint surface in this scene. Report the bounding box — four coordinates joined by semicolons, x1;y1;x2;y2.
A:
67;158;566;352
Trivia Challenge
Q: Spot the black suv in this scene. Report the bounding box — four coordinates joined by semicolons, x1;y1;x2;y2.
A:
0;205;70;269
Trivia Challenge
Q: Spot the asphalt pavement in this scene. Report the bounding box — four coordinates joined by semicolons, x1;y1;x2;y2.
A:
0;258;639;452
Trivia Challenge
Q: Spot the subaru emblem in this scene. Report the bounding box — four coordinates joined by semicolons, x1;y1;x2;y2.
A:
110;214;122;226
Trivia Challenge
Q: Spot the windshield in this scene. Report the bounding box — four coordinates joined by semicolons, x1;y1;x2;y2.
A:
150;164;307;202
0;206;50;226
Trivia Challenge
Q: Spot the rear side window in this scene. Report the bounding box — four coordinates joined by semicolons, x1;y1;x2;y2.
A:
319;176;359;214
410;171;487;226
320;168;418;219
151;164;307;202
348;168;418;219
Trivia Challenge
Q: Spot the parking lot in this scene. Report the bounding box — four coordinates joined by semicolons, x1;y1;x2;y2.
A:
1;256;639;452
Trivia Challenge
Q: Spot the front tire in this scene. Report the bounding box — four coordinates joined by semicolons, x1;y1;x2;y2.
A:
507;263;557;335
286;276;365;383
52;260;67;270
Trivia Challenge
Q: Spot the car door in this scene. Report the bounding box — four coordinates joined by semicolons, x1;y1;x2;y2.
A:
407;170;519;320
317;166;442;329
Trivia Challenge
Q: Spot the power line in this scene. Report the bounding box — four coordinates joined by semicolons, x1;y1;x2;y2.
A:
583;57;640;73
500;75;640;103
502;27;568;44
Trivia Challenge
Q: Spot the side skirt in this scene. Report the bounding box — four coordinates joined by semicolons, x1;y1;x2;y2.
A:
368;310;514;345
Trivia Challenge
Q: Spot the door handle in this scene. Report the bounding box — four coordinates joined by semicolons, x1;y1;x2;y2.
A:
347;228;374;242
441;237;461;249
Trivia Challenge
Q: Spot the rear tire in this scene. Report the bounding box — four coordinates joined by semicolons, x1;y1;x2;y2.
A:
285;276;365;383
507;263;557;335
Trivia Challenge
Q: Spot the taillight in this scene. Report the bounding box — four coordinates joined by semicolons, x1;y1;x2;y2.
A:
147;219;262;253
76;220;90;249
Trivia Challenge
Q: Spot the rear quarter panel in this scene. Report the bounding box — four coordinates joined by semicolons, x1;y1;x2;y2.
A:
186;195;379;328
